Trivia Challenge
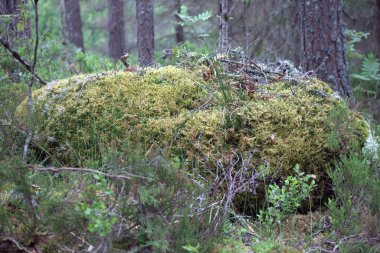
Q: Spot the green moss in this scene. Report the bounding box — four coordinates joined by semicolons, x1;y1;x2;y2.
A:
16;66;368;177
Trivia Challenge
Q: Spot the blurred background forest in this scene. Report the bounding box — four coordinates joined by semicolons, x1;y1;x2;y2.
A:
1;0;379;121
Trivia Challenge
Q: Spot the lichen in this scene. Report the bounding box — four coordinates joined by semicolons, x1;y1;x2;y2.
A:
16;66;368;178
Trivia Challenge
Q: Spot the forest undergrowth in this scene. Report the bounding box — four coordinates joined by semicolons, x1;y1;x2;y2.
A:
0;43;379;253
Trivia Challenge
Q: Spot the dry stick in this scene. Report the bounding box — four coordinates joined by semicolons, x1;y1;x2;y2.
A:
0;36;47;85
0;236;32;253
28;165;151;180
22;0;40;162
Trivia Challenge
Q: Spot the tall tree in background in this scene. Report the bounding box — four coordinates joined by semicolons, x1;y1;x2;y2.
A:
299;0;352;99
0;0;30;40
376;0;380;58
108;0;125;61
63;0;84;51
218;0;230;52
136;0;154;66
174;0;184;44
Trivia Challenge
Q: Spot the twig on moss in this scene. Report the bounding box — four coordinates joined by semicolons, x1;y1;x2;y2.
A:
216;57;282;76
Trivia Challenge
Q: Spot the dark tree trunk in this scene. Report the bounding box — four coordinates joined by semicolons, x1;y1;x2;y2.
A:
376;0;380;58
63;0;84;51
0;0;30;40
300;0;352;99
108;0;125;61
218;0;230;52
136;0;154;67
174;0;184;44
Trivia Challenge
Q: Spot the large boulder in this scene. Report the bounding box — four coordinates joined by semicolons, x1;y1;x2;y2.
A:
16;66;368;177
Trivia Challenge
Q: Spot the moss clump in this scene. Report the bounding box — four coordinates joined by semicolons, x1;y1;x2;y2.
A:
16;66;368;177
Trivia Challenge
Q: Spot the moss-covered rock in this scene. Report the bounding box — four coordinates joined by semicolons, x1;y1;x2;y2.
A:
16;66;368;178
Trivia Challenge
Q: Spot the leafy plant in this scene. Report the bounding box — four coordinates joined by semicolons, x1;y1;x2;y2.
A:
174;5;213;39
351;53;380;82
79;174;116;237
345;29;369;59
175;5;212;27
257;165;316;236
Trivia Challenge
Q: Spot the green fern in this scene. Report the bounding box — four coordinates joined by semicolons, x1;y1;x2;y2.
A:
174;5;212;27
351;53;380;81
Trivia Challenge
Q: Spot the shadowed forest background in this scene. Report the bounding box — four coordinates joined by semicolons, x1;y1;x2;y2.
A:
0;0;379;252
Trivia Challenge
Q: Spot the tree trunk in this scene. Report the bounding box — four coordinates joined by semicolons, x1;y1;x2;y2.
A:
136;0;154;67
299;0;352;99
63;0;84;51
376;0;380;58
0;0;30;40
108;0;125;61
218;0;230;53
174;0;184;44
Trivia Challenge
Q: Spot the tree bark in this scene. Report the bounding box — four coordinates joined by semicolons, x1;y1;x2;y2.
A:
174;0;184;44
376;0;380;58
108;0;125;61
0;0;30;39
218;0;230;53
63;0;84;51
136;0;154;67
300;0;352;99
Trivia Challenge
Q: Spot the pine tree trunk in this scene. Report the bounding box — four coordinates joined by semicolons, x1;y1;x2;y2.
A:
376;0;380;58
0;0;30;40
174;0;184;44
63;0;84;51
136;0;154;67
218;0;230;52
299;0;352;99
108;0;125;61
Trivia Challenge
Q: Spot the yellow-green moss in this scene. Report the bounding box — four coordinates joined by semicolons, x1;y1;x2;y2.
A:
16;66;368;176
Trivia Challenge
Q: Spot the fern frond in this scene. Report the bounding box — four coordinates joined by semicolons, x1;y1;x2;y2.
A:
361;53;380;80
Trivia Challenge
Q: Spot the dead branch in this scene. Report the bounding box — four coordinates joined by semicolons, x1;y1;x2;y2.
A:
22;0;41;162
0;35;47;85
216;57;283;76
28;165;151;180
0;237;32;253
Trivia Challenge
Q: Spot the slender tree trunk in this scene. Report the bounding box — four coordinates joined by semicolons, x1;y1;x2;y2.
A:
108;0;125;61
299;0;352;99
376;0;380;58
242;0;250;51
136;0;154;67
63;0;84;51
0;0;30;40
174;0;184;44
218;0;230;53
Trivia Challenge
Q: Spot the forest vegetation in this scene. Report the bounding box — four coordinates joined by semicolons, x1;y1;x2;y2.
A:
0;0;379;252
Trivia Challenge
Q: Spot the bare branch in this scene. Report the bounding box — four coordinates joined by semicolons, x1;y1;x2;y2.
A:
0;237;32;253
22;0;42;162
0;35;47;85
28;165;151;180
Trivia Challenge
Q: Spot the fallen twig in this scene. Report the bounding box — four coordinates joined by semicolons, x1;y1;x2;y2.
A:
28;165;151;180
0;237;32;253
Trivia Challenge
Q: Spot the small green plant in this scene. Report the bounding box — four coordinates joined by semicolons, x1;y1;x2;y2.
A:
345;29;369;59
327;153;380;236
257;164;316;236
79;174;116;237
182;243;200;253
174;5;213;39
251;239;278;253
175;5;212;27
